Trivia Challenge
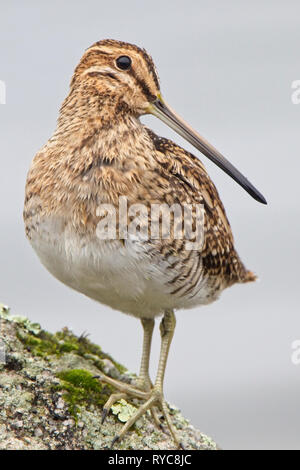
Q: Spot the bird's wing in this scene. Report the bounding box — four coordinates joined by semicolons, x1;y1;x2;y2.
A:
144;128;255;285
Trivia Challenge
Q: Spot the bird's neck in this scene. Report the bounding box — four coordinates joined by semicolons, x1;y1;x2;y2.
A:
50;89;155;169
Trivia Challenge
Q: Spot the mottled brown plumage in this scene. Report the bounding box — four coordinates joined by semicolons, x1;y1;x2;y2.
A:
24;39;259;448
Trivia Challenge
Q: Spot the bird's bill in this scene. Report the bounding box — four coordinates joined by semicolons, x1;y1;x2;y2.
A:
148;94;267;205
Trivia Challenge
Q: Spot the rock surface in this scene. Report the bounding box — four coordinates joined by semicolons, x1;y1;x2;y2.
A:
0;304;218;450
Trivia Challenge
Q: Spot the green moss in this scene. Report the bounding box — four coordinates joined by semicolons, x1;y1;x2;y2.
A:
16;323;126;374
59;341;79;353
54;369;112;421
16;329;57;356
4;307;128;425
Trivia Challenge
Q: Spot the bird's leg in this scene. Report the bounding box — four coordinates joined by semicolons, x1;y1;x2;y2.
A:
135;318;165;429
111;310;182;448
135;318;154;391
155;309;176;393
100;318;154;423
151;309;180;442
101;317;165;430
99;318;154;396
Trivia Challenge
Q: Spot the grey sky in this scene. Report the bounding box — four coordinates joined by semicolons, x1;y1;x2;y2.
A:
1;0;299;449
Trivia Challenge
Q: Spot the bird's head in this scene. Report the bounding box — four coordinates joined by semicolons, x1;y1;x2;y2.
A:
69;39;266;205
71;39;160;116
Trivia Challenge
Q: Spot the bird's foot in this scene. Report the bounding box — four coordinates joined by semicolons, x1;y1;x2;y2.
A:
95;374;182;448
109;387;182;448
133;375;153;392
94;373;149;399
96;373;162;429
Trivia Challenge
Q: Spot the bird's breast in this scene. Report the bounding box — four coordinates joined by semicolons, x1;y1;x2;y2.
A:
26;209;223;318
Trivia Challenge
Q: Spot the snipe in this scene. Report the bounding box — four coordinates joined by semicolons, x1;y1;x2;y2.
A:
24;39;266;448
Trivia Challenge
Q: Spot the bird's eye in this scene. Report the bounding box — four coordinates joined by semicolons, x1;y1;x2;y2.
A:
116;55;132;71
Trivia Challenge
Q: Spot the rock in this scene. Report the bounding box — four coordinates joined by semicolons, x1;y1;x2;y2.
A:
0;304;218;450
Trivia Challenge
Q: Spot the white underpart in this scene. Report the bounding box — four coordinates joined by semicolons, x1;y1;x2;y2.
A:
29;214;219;319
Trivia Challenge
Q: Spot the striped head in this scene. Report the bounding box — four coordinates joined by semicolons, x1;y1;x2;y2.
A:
71;39;160;116
62;39;266;205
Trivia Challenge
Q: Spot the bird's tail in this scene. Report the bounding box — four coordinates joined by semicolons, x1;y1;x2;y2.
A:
242;270;257;283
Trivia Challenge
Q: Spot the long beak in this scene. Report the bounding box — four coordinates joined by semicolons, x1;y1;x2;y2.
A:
148;95;267;205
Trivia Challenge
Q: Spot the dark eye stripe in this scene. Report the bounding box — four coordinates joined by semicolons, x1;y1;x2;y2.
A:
129;69;156;101
141;48;160;89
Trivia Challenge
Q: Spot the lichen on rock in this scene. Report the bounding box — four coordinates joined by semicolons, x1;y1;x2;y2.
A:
0;304;218;450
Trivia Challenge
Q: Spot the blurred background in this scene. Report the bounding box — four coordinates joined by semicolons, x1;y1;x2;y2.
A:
1;0;299;450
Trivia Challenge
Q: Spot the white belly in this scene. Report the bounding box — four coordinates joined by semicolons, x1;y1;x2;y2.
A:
29;216;220;318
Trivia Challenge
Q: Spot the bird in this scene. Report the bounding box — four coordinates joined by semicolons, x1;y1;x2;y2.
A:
23;39;267;448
